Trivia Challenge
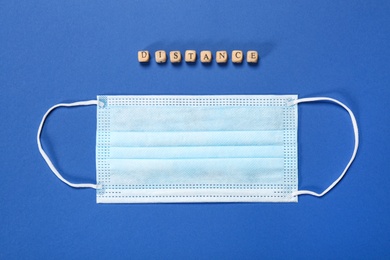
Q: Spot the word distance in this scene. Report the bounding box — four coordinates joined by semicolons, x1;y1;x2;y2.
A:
138;50;259;64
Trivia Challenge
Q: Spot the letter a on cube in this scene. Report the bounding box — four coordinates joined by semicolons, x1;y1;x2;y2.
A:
201;51;212;63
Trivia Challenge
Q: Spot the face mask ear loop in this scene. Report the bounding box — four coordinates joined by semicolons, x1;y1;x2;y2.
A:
37;100;103;189
290;97;359;197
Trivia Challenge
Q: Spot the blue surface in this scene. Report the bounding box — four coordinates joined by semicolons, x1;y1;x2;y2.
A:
1;1;389;258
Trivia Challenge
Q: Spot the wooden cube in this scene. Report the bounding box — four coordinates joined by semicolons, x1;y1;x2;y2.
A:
200;50;212;63
185;50;197;62
247;50;258;63
232;50;243;63
170;51;182;63
216;51;228;63
138;50;150;63
155;50;167;63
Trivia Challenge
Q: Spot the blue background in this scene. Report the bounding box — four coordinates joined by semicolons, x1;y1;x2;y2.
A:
1;1;389;259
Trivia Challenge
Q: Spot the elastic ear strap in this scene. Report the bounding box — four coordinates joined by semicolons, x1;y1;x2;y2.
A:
37;100;101;189
291;97;359;197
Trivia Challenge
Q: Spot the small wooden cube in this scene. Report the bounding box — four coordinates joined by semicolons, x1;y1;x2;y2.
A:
200;50;212;63
232;50;243;63
170;51;182;63
216;51;228;63
185;50;197;62
138;51;150;63
155;50;167;63
247;51;258;63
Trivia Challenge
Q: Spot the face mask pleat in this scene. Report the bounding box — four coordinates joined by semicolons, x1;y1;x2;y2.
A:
109;158;284;184
109;130;284;147
110;106;284;132
109;146;284;159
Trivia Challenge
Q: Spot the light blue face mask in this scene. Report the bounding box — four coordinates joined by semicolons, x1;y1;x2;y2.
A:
37;95;359;203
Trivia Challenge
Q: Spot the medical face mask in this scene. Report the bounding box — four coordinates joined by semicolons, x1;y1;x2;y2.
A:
37;95;359;203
